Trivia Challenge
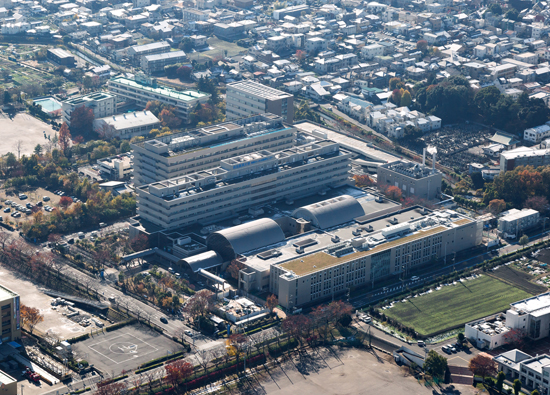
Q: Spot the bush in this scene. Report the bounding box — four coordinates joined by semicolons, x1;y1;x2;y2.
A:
135;362;164;374
67;333;90;343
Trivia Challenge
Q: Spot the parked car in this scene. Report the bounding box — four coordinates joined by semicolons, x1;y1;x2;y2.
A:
3;208;10;213
43;196;50;201
160;317;168;324
18;194;27;200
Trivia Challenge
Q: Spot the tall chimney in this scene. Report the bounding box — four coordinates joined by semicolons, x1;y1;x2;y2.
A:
432;151;436;171
422;148;426;166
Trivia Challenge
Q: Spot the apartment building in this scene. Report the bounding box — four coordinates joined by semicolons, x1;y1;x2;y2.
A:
226;81;294;123
268;209;479;309
141;51;187;74
131;114;297;186
107;75;210;124
61;92;116;125
377;159;443;200
0;284;21;344
494;350;550;395
127;41;171;63
133;141;351;231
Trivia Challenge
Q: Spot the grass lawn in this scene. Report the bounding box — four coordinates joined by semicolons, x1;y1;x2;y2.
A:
187;37;245;62
383;275;531;336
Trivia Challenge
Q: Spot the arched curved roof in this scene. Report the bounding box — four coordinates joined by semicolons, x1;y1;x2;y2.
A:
180;251;223;273
206;218;285;259
291;195;365;229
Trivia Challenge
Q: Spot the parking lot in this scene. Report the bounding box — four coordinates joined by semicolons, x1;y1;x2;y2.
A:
0;187;62;225
71;324;184;375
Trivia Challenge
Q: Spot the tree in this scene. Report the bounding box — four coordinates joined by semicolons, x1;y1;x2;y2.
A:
389;77;403;91
468;354;497;383
295;49;306;63
34;144;42;156
227;333;248;373
496;371;506;393
59;196;73;209
353;174;374;187
524;196;549;213
416;40;428;52
95;380;127;395
385;185;402;201
423;350;447;379
266;294;278;312
457;332;465;344
165;359;193;388
400;90;412;107
505;8;519;20
513;379;522;395
130;234;149;252
13;140;23;160
502;328;527;348
487;199;506;215
532;390;541;395
58;122;72;153
487;3;503;15
226;259;244;280
176;66;192;81
282;314;310;344
145;100;165;117
82;76;93;90
69;106;95;138
183;289;213;324
159;107;181;129
519;234;529;246
294;101;320;123
20;305;44;334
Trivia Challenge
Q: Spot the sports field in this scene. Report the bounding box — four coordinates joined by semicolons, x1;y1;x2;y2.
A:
383;275;531;336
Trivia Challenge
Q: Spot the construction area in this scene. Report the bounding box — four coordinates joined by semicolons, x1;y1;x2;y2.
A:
400;124;494;172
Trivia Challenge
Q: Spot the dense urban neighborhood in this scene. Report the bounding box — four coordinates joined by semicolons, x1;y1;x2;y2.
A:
5;0;550;394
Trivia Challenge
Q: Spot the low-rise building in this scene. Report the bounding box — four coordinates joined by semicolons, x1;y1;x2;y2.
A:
61;92;116;125
500;146;550;172
0;370;16;395
108;74;210;124
97;155;132;180
141;50;187;74
47;48;76;67
377;159;443;200
524;124;550;144
0;284;21;344
93;110;160;139
127;41;171;63
497;208;539;238
226;80;294;123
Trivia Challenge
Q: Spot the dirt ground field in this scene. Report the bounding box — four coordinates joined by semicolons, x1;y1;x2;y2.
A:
489;265;547;294
0;265;87;339
0;187;62;225
0;112;55;157
242;347;475;395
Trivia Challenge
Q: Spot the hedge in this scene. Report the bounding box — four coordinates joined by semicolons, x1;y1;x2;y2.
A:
70;388;90;394
135;362;164;374
106;318;136;332
140;351;185;368
67;333;90;344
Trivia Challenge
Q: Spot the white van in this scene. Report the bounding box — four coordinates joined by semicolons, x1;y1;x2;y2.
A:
417;340;425;347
